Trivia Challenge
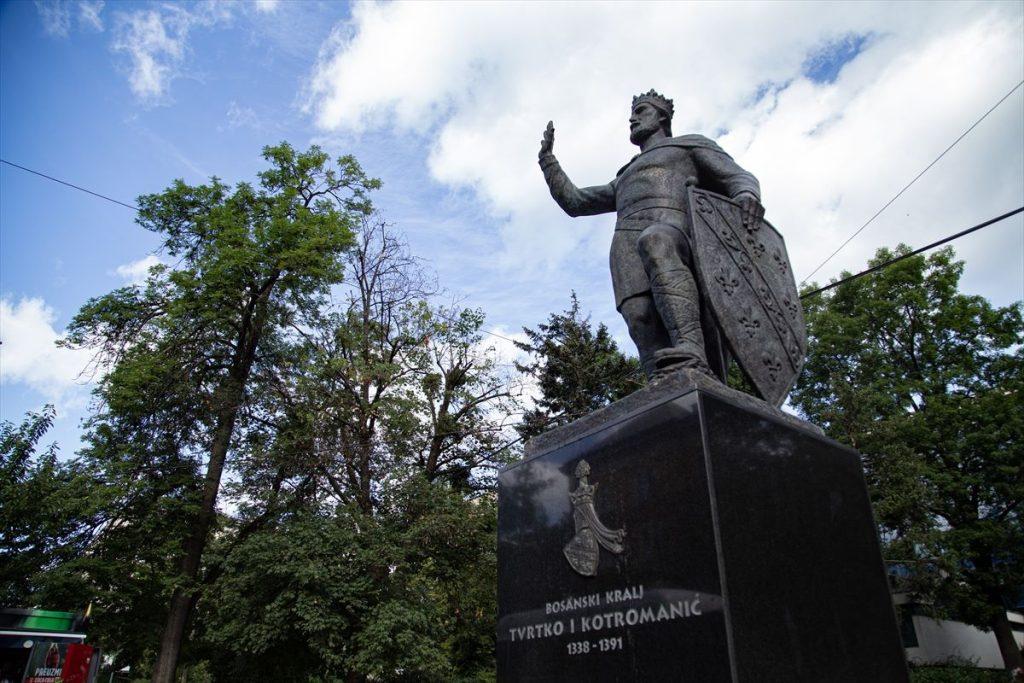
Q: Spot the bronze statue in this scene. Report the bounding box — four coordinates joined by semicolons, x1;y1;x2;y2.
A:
539;89;805;406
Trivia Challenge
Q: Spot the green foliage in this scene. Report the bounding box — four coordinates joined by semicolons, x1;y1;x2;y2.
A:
792;245;1023;643
198;479;496;681
0;405;187;669
515;292;642;439
54;143;380;677
193;221;510;679
0;406;100;605
908;663;1011;683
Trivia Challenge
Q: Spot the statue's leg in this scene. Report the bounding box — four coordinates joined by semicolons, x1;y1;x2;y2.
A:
636;223;711;375
618;294;669;378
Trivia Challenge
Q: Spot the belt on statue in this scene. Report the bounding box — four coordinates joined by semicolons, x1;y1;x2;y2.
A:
618;196;687;220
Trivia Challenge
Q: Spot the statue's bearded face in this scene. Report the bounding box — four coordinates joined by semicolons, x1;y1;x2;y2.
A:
629;102;665;145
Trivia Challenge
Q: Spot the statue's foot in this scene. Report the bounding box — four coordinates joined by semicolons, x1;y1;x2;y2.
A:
651;361;714;381
650;348;714;380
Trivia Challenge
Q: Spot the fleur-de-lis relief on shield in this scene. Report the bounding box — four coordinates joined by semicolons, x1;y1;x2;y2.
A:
696;194;714;214
715;270;739;296
740;314;761;338
719;227;740;250
772;248;788;274
762;355;783;382
747;238;766;259
789;340;802;363
783;296;799;319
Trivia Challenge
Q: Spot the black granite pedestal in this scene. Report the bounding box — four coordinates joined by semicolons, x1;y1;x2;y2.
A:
497;371;908;682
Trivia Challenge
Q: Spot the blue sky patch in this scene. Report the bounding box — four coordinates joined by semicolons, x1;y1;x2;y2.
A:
802;33;873;84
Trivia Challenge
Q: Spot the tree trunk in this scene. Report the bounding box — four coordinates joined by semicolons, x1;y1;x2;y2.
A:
992;607;1023;671
151;379;243;683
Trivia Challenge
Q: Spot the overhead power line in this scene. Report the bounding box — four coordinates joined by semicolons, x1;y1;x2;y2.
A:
800;78;1024;286
5;156;1019;368
800;206;1024;300
0;158;139;211
0;157;526;350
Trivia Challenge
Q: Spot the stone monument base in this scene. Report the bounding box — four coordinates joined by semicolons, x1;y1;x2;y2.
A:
497;371;908;682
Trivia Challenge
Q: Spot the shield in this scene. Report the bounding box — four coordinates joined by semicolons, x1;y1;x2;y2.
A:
688;187;806;407
564;528;600;576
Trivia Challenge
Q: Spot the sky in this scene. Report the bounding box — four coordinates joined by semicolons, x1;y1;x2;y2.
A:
2;0;1023;455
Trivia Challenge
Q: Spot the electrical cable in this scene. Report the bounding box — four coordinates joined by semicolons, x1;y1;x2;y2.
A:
800;206;1023;299
0;158;140;211
799;79;1024;286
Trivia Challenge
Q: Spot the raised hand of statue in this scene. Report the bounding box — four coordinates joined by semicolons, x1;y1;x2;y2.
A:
737;192;765;228
539;121;555;159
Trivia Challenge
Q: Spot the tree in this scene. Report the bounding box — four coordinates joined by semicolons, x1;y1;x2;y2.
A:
514;292;642;439
791;245;1024;670
191;218;515;679
61;143;380;682
0;406;100;605
199;478;497;682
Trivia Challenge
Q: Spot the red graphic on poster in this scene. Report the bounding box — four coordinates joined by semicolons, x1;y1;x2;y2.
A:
60;643;96;683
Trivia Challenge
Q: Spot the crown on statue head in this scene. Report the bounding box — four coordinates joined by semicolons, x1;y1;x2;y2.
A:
632;89;674;119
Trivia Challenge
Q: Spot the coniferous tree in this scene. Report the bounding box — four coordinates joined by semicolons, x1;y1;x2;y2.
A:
514;293;642;439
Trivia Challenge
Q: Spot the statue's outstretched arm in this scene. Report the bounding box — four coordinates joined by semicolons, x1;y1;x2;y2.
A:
538;121;616;217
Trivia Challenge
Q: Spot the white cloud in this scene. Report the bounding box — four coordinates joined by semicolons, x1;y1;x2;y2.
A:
305;1;1024;313
112;254;162;285
225;100;261;130
254;0;280;14
79;0;104;32
110;3;234;104
111;8;189;103
35;0;105;36
34;0;71;37
0;297;97;408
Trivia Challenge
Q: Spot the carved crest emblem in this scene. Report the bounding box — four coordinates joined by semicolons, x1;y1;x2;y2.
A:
564;460;625;577
688;188;807;407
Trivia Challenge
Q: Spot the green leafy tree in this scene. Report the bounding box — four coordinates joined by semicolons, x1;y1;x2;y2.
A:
792;245;1024;670
191;219;512;679
61;143;379;682
198;478;496;682
0;408;201;673
514;292;642;439
0;406;100;605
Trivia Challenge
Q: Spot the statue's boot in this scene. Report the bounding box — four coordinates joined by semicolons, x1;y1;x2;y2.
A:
647;265;713;378
640;354;660;378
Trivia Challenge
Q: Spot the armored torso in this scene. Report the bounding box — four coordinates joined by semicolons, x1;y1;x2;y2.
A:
615;145;698;223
